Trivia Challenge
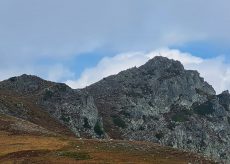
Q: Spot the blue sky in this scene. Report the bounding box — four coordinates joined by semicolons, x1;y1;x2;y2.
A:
0;0;230;92
172;41;230;60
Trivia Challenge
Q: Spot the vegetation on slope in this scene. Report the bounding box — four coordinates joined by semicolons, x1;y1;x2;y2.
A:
0;114;215;164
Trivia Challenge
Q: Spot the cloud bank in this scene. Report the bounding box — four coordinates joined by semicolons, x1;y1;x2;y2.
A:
1;0;230;80
0;1;230;94
66;49;230;94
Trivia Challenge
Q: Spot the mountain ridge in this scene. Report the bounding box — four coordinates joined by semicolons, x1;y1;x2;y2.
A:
0;56;229;163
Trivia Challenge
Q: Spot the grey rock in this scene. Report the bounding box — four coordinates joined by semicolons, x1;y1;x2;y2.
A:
1;56;230;163
85;56;230;163
0;74;104;138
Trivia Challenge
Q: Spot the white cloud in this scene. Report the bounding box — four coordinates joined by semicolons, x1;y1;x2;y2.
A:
66;48;230;94
189;56;230;94
46;64;75;82
0;0;230;62
66;51;150;88
0;0;230;92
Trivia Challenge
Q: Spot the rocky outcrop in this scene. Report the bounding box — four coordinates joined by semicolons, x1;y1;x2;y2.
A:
1;57;230;162
39;84;100;137
85;56;230;163
0;74;103;138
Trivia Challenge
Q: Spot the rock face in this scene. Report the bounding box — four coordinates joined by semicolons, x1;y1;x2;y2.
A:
39;85;100;137
0;74;102;138
85;56;230;163
0;57;230;162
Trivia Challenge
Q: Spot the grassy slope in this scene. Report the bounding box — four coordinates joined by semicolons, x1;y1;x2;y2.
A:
0;88;216;164
0;89;74;136
0;115;215;164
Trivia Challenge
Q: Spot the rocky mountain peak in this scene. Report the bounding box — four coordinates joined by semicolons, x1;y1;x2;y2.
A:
0;56;229;162
0;74;52;95
7;74;44;82
87;56;215;111
218;90;230;111
220;90;230;95
140;56;185;74
85;56;230;162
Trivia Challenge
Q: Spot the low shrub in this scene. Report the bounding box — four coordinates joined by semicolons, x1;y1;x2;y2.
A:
171;110;192;122
194;101;215;116
83;118;91;129
43;89;53;100
9;77;17;82
94;121;104;136
155;132;164;140
61;115;70;123
112;116;126;129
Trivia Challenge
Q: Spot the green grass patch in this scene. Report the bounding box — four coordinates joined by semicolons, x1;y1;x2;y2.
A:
171;110;192;122
58;151;91;160
112;116;126;129
172;113;188;122
194;101;215;116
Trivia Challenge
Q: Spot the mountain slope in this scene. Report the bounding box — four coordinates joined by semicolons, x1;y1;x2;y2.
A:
0;87;74;136
85;56;230;163
0;129;214;164
0;74;101;138
0;111;214;163
0;56;229;163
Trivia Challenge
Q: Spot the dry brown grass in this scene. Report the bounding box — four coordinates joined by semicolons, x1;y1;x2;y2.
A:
0;89;74;136
0;131;215;164
0;89;216;163
0;131;68;156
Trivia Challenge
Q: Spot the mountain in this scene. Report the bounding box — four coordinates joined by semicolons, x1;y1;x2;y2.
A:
85;56;230;163
0;76;213;163
0;74;104;138
0;56;229;163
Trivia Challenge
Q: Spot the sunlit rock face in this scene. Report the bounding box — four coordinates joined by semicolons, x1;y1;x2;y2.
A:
85;56;230;163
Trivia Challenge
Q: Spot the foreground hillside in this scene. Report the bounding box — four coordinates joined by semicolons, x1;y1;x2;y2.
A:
0;114;214;164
